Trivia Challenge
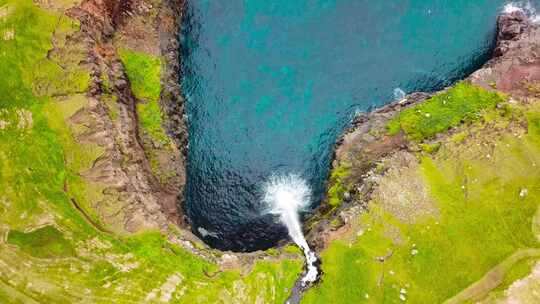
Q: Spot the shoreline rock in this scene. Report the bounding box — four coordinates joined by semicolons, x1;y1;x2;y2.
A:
157;0;189;226
307;9;537;253
291;8;539;303
494;10;530;57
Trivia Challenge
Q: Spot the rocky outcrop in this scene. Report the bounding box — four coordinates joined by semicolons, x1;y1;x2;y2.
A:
494;10;530;57
59;0;197;245
157;0;189;224
307;10;539;250
158;0;188;150
472;11;540;98
66;0;171;233
305;91;432;250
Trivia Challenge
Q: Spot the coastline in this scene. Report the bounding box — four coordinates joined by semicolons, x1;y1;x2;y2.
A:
305;9;538;250
296;9;540;303
61;0;217;259
1;0;540;302
82;2;539;301
157;4;540;301
157;0;189;223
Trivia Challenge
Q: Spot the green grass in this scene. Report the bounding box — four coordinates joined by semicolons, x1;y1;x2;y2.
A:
266;248;280;256
118;49;171;145
527;110;540;139
419;142;441;154
7;226;75;258
283;244;303;256
387;82;505;141
494;257;538;292
469;256;538;303
0;2;303;303
118;49;161;102
304;105;540;303
137;99;171;144
0;0;94;235
327;163;351;207
109;232;302;303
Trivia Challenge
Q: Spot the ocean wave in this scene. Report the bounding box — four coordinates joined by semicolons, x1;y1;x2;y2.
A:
504;1;540;23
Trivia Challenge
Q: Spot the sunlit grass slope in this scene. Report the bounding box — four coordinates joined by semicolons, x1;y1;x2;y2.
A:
305;94;540;303
388;82;506;141
119;48;170;144
0;1;301;303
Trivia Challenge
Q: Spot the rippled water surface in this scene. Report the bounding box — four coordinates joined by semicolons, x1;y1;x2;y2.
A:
181;0;525;251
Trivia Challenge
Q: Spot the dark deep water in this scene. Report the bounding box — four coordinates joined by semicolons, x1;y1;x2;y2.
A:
180;0;526;251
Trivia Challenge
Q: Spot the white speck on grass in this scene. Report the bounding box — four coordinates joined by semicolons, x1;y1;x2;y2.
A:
3;29;14;40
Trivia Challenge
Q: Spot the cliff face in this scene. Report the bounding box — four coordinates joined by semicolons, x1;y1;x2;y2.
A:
60;0;191;234
0;1;304;303
2;1;540;302
301;11;540;304
308;10;540;248
473;11;540;97
9;0;205;253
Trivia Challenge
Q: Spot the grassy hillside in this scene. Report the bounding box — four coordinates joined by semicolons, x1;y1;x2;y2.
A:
0;1;301;303
387;82;506;141
2;1;539;304
304;87;540;303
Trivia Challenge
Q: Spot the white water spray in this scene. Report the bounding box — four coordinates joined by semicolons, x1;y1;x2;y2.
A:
504;1;540;23
263;174;319;286
393;87;406;101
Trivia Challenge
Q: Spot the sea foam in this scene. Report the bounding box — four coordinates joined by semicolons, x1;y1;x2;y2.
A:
504;1;540;23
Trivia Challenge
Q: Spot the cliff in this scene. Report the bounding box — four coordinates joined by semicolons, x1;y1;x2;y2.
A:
1;1;540;303
0;0;303;303
302;10;540;304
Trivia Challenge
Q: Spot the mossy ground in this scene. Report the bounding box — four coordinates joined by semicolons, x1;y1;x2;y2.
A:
0;1;302;303
118;48;178;183
387;82;506;141
4;1;540;303
118;48;169;145
306;94;540;303
7;226;76;259
326;163;351;208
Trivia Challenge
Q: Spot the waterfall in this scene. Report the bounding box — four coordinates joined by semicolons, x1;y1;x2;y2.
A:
263;174;319;286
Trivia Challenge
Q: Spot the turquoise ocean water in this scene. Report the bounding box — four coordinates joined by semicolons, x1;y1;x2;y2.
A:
181;0;535;251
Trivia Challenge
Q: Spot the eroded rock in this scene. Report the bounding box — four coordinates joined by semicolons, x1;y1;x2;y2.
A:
495;11;530;57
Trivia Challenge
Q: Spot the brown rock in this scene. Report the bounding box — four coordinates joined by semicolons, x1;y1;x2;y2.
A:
494;11;530;57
